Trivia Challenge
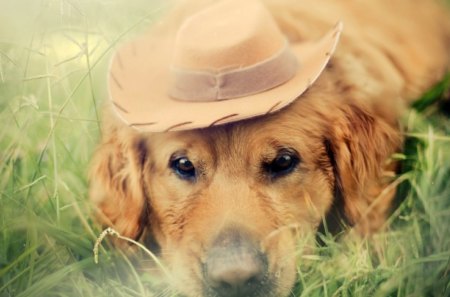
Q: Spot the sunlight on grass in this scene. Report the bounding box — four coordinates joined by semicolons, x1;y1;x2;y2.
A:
1;0;449;296
1;1;169;296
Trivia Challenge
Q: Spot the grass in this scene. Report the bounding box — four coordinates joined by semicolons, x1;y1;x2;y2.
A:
0;1;449;296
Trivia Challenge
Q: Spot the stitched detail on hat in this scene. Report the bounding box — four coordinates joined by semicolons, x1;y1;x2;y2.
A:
209;113;239;127
265;101;283;114
112;101;129;113
129;122;157;127
110;73;123;90
165;121;193;132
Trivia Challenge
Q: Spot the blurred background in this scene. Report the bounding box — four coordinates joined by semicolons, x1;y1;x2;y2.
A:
0;1;169;296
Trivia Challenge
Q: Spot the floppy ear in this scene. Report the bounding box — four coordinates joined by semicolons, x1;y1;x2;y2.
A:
326;102;401;234
89;113;149;240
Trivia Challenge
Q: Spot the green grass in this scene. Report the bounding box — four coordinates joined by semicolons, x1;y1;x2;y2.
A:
1;1;449;296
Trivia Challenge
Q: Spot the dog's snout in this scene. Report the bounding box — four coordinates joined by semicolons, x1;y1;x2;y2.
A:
206;250;265;295
203;229;268;297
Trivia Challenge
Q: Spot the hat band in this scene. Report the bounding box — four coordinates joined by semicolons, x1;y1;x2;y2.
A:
169;42;299;102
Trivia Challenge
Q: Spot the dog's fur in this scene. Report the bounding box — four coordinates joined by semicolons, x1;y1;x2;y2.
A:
90;0;450;296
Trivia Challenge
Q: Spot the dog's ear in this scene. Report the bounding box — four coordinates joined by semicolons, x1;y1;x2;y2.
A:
89;114;149;240
326;102;401;234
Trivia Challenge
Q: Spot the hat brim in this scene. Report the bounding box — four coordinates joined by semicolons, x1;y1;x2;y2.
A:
108;21;343;132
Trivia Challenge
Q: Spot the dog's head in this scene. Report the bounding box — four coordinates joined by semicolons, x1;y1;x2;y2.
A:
90;68;401;296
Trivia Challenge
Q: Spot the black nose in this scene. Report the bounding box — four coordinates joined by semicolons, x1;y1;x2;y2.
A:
203;229;268;297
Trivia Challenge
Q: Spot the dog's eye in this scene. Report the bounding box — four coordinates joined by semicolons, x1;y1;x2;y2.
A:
170;156;196;180
264;149;300;178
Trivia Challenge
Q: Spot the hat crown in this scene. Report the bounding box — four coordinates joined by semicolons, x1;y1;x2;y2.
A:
172;0;285;71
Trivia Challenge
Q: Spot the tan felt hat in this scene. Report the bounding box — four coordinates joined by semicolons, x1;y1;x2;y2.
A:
108;0;343;132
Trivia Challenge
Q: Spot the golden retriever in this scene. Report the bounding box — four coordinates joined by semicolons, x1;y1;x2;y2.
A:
90;0;450;296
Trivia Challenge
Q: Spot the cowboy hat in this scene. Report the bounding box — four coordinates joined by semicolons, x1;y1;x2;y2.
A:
108;0;343;132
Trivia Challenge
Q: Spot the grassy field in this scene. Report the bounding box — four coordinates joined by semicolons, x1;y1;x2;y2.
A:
1;1;449;296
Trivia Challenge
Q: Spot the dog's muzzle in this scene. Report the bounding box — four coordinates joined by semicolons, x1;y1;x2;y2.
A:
202;228;271;297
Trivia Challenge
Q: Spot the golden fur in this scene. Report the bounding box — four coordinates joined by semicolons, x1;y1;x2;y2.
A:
90;0;450;296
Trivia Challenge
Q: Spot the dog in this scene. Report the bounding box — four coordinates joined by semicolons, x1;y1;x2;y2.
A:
89;0;450;296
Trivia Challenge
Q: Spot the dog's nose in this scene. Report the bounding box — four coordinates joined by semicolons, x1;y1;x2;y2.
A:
204;229;268;297
206;250;265;293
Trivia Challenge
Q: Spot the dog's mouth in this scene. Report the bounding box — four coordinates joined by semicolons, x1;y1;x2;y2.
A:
148;223;306;297
201;235;270;296
196;227;293;297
